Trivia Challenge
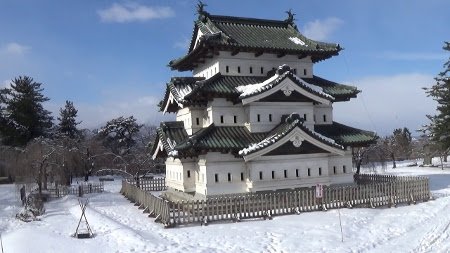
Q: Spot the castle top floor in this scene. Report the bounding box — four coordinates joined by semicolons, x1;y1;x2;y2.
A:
168;7;342;74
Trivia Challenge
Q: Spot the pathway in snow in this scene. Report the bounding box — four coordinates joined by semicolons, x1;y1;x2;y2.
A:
1;165;450;252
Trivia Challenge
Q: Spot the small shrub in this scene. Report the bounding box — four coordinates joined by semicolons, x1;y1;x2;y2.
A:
16;194;45;222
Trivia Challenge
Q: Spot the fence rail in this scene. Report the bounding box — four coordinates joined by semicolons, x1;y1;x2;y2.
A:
121;180;171;225
121;173;431;227
354;174;429;184
46;182;104;198
127;178;167;192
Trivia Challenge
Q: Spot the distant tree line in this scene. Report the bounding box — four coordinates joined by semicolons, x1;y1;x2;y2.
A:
354;42;450;172
0;76;161;193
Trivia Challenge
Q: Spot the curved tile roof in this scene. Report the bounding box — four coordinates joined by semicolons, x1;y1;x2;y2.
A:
315;122;378;146
151;118;376;159
159;72;358;112
170;12;341;71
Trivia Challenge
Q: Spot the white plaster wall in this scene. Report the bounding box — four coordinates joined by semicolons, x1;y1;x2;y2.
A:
328;151;354;184
176;107;207;135
199;153;248;195
165;157;185;191
182;160;198;192
245;153;353;191
207;98;247;126
247;153;334;191
166;157;199;192
176;108;191;134
246;102;315;132
193;61;220;79
195;158;208;196
167;152;354;195
313;104;333;125
193;51;313;78
217;52;313;77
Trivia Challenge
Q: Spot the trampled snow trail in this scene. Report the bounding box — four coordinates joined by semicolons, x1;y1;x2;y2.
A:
2;165;450;253
412;198;450;253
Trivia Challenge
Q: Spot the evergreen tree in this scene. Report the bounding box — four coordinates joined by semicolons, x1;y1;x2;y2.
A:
0;76;53;146
97;116;142;155
57;100;81;139
424;42;450;151
392;127;412;160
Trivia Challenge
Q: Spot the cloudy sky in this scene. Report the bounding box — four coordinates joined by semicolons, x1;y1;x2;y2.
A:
0;0;449;136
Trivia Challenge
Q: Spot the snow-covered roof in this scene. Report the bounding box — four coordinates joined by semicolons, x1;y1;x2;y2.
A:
239;113;344;157
236;64;335;103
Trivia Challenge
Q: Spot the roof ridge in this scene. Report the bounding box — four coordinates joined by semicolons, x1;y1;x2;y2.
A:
208;14;289;27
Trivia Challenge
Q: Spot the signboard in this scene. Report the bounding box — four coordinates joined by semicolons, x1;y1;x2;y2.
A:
315;184;323;198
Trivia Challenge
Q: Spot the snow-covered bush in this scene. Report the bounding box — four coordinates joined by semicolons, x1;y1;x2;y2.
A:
16;194;45;222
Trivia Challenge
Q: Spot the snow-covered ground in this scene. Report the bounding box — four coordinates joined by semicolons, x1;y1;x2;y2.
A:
1;161;450;253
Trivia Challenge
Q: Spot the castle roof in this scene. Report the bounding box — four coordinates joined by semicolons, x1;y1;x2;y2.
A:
314;122;378;146
151;116;377;159
160;68;359;113
169;11;341;71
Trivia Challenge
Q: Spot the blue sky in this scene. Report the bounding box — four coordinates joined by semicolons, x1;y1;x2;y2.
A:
0;0;449;136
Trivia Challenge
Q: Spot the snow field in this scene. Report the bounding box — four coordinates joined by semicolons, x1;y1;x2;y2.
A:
1;163;450;252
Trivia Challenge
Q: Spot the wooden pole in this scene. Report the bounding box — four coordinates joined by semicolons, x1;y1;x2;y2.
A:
1;233;4;253
338;206;344;242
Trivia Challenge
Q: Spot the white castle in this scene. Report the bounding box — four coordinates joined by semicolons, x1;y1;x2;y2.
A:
151;7;376;198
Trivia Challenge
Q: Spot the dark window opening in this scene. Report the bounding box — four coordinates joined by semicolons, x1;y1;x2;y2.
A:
234;115;237;123
308;168;311;177
323;115;327;122
272;171;275;179
304;114;307;121
319;167;322;176
296;169;299;177
269;114;272;122
226;66;229;73
259;171;263;180
241;172;244;181
333;166;336;174
343;166;346;173
237;66;241;73
196;117;200;125
220;115;224;123
284;170;287;178
304;69;307;76
228;173;232;182
313;115;316;123
257;114;261;122
187;170;191;178
249;67;253;74
215;174;219;182
260;67;264;74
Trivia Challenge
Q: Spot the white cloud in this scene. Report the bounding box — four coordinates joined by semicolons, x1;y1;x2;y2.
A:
375;51;447;61
302;17;344;41
98;3;174;23
0;42;30;55
333;73;436;136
